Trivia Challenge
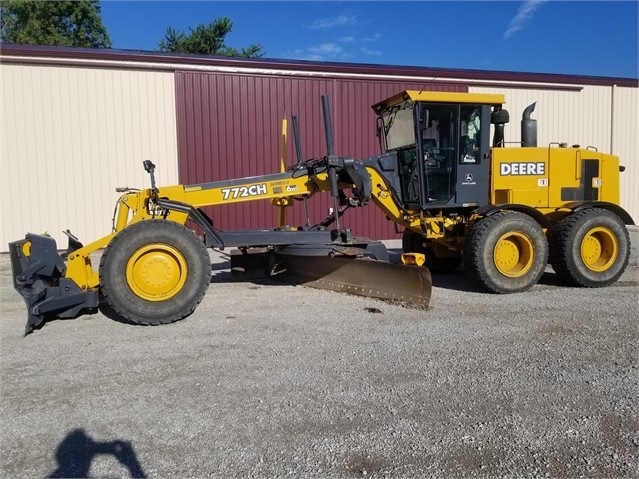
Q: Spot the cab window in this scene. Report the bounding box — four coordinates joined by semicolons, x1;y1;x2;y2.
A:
460;106;482;164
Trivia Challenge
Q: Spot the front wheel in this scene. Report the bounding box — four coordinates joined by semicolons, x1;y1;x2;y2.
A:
549;208;630;287
99;220;212;325
464;211;548;293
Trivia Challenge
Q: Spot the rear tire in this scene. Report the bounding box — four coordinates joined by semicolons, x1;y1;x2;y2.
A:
464;211;548;293
99;220;211;325
402;230;462;273
548;208;630;287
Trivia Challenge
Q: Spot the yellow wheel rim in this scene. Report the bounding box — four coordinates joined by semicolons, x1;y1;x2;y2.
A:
493;232;534;278
126;244;188;301
580;227;618;272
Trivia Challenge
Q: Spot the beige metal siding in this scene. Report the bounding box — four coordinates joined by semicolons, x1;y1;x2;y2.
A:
0;64;179;251
611;86;638;223
470;85;638;222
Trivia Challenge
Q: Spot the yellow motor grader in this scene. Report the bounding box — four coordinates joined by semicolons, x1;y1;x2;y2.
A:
9;91;634;333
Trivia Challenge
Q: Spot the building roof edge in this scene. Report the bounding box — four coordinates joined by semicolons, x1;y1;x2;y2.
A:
1;43;637;88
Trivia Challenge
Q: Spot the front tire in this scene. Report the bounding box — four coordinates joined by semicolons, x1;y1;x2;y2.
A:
549;208;630;287
99;220;211;325
464;211;548;293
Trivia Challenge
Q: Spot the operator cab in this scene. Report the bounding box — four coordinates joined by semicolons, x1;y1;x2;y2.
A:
373;90;507;210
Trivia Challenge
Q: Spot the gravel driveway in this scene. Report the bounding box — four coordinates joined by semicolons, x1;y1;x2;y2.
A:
1;231;637;478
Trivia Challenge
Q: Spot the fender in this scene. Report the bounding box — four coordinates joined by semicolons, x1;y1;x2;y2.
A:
563;201;635;225
472;204;552;229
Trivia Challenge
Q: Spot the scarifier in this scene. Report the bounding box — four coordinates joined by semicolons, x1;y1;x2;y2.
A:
9;91;634;333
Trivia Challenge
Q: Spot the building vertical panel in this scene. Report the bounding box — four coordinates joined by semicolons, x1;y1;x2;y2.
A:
0;64;179;249
176;73;465;239
612;86;639;222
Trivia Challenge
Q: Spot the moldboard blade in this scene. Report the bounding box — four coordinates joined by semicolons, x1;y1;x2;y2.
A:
278;254;432;307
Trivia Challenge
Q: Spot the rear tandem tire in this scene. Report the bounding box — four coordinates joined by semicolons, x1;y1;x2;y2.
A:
464;211;548;293
548;208;630;287
99;220;212;325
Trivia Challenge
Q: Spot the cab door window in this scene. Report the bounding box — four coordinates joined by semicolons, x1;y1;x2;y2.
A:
460;106;482;164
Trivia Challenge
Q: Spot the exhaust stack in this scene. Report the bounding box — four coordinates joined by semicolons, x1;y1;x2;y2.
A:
521;102;537;147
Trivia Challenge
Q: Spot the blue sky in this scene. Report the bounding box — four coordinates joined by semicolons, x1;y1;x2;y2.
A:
100;1;639;79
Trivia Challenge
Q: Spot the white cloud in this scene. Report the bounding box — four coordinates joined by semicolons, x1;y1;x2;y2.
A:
504;0;547;39
310;14;358;30
283;25;382;61
308;43;343;55
363;33;381;43
360;47;381;56
290;42;351;61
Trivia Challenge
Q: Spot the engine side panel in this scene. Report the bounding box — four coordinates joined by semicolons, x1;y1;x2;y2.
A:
491;146;623;213
491;147;550;207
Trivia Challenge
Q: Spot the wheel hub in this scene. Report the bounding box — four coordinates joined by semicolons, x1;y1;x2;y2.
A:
126;244;188;301
581;227;618;272
494;232;534;277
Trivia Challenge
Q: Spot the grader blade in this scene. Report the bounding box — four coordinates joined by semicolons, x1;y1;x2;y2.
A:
278;253;432;307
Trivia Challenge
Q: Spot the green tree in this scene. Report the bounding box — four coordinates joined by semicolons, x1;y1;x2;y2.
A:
0;0;111;48
158;17;263;57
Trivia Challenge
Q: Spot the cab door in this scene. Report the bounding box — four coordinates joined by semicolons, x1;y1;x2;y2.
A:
455;105;492;206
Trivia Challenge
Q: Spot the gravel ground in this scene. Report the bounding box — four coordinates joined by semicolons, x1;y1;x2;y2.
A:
1;230;638;479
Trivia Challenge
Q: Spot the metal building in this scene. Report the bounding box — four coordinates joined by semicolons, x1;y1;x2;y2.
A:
1;45;636;251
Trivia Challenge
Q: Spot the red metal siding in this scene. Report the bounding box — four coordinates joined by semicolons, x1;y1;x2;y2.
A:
176;72;466;239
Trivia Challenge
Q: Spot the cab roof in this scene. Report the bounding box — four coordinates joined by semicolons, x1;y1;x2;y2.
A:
372;90;506;113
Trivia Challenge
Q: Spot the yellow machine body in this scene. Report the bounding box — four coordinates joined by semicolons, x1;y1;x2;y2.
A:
491;147;621;209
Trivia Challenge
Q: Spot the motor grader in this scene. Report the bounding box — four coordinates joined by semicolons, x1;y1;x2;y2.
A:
9;91;634;333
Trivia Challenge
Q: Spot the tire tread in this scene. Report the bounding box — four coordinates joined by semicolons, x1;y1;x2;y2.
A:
464;211;548;293
548;208;630;287
99;221;211;326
